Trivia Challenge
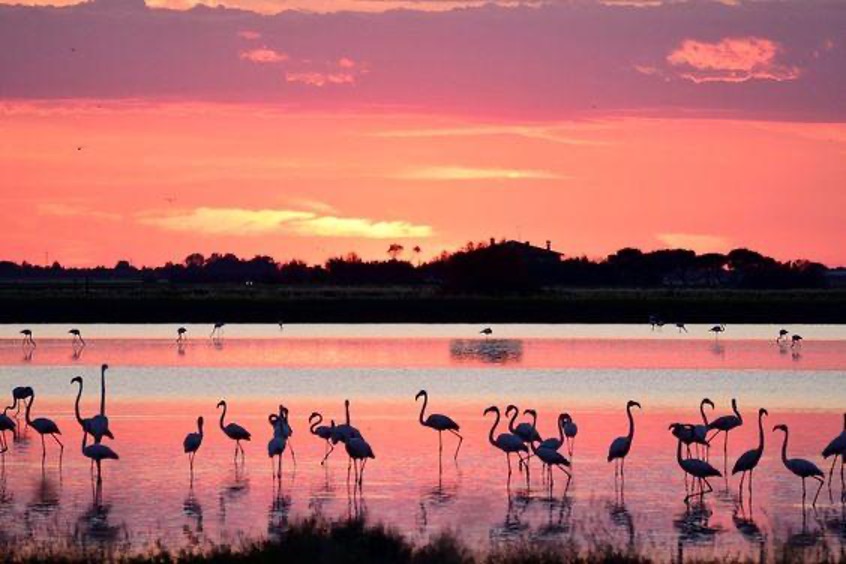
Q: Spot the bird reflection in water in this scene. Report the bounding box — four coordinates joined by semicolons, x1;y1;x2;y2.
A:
450;339;523;365
75;480;124;547
268;480;292;540
218;465;249;524
346;478;367;521
786;508;824;550
71;342;85;361
183;484;204;546
732;506;765;562
674;501;721;562
22;347;34;363
489;489;532;542
534;495;572;540
709;341;725;359
416;473;459;534
607;496;635;550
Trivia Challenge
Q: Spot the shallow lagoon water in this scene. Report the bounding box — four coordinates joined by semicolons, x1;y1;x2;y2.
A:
0;324;844;561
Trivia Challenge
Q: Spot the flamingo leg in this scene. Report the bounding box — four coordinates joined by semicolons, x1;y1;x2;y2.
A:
438;431;443;460
738;471;745;500
802;477;807;506
506;453;512;482
288;442;296;466
40;434;46;460
812;476;824;507
449;429;463;460
321;441;334;465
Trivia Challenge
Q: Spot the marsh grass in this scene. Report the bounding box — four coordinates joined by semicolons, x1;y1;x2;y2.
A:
3;516;844;564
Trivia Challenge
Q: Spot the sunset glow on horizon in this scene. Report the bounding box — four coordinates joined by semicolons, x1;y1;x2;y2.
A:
2;0;844;267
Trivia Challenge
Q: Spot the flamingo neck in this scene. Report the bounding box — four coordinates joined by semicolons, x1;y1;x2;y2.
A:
345;402;351;426
25;395;34;425
310;414;322;434
418;393;428;425
842;413;845;431
487;410;500;447
780;429;789;464
218;404;227;430
73;380;84;425
626;405;635;441
198;419;204;436
732;401;742;423
676;434;684;466
100;366;107;416
3;399;15;415
700;402;710;425
557;415;565;443
756;412;765;454
507;408;519;433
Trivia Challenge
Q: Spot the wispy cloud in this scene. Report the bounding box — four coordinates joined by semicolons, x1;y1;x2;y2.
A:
372;124;609;146
656;233;730;252
394;166;566;181
240;48;289;64
138;207;431;239
38;202;122;221
285;71;356;86
237;30;261;40
665;37;800;83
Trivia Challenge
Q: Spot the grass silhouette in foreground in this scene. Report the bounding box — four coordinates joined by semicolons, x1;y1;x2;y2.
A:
4;516;844;564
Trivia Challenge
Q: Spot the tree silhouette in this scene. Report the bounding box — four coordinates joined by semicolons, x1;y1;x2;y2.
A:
387;244;404;261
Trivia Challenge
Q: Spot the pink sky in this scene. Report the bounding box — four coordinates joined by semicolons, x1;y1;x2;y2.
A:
1;0;844;267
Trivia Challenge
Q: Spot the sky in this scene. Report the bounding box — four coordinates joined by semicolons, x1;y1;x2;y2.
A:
1;0;844;267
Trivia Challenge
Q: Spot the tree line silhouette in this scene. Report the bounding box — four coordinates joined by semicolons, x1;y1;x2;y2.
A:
0;241;831;293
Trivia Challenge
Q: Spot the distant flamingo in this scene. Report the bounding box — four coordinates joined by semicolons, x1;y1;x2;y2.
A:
708;398;743;470
183;416;204;474
676;323;688;333
608;400;641;480
777;329;789;342
267;414;287;479
20;329;35;347
25;392;63;461
177;327;187;342
70;376;114;443
821;413;846;496
9;386;33;417
773;424;825;507
484;406;528;483
217;400;251;461
732;408;768;499
210;323;225;339
563;413;578;458
68;328;85;346
709;324;726;339
345;436;375;486
308;412;334;464
671;424;721;504
82;425;118;482
791;334;803;348
480;327;493;337
415;390;463;460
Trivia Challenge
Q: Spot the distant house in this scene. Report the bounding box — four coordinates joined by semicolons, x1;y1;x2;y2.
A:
488;238;563;266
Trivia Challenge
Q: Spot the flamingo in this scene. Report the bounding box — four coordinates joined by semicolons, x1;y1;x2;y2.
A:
480;327;493;337
10;387;33;416
777;329;789;342
608;400;641;480
709;324;726;339
415;390;463;460
676;323;688;333
25;391;63;461
177;327;187;342
773;424;825;507
267;414;287;479
68;329;85;346
506;406;542;443
821;413;846;496
0;405;15;454
648;315;660;330
732;408;768;499
217;400;251;461
563;413;578;458
345;436;375;486
183;416;204;474
308;412;334;464
692;398;714;456
538;413;567;451
483;406;528;483
791;334;803;348
671;424;721;504
210;322;225;339
20;329;35;347
329;399;361;446
708;398;743;470
81;425;118;483
530;440;571;490
275;405;296;465
70;376;114;444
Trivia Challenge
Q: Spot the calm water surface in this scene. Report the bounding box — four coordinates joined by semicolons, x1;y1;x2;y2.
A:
0;324;844;561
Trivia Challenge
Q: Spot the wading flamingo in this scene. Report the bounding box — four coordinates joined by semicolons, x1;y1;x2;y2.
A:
210;322;225;339
708;398;743;471
773;424;824;507
791;334;803;348
309;412;334;464
671;424;721;504
692;398;714;457
777;329;789;342
480;327;493;337
69;329;85;346
10;387;33;416
268;414;287;479
608;400;641;480
217;400;251;461
329;400;362;447
183;416;204;474
275;405;296;465
538;413;566;451
563;413;578;458
484;406;528;484
346;436;375;486
709;324;726;339
415;390;463;460
732;408;768;499
0;406;15;454
82;425;118;483
20;329;35;347
71;376;114;444
25;391;63;462
530;440;571;491
821;413;846;497
177;327;187;342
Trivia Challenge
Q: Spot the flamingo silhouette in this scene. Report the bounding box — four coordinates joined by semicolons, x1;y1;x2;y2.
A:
483;406;528;484
708;398;743;471
267;413;287;479
177;327;187;342
777;329;789;342
308;412;334;464
480;327;493;337
671;424;721;504
773;423;824;507
562;413;578;458
217;400;251;462
791;334;803;348
345;436;375;486
183;416;204;474
25;391;63;462
821;413;846;498
608;400;641;480
709;324;726;339
0;405;15;454
732;408;768;499
20;329;35;347
210;323;225;340
530;439;571;490
82;425;118;483
70;376;114;444
538;413;567;451
415;390;463;460
69;329;85;346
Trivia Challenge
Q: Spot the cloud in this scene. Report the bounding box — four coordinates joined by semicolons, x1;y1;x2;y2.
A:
656;233;730;252
285;71;356;86
138;207;431;238
373;124;609;146
395;166;566;181
240;48;288;63
38;202;121;221
238;30;261;40
666;37;800;83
